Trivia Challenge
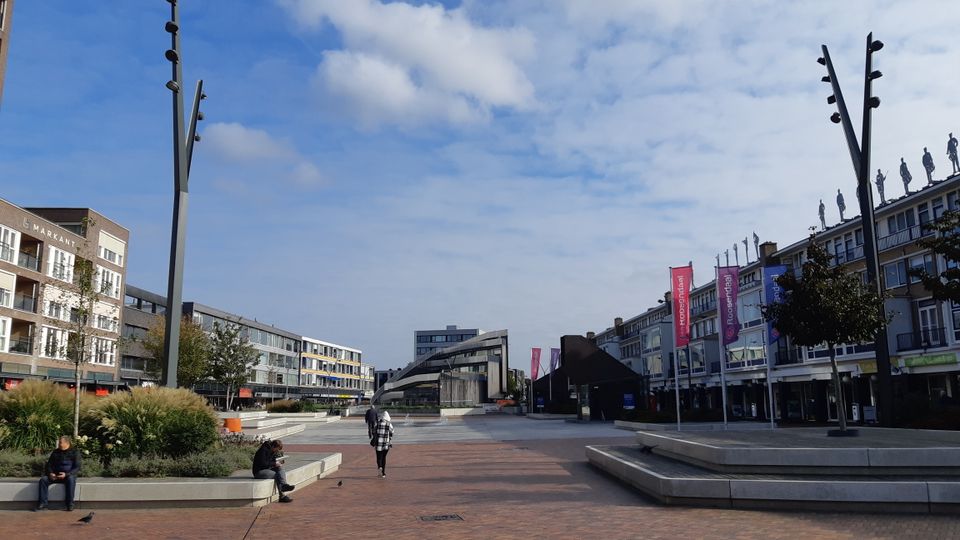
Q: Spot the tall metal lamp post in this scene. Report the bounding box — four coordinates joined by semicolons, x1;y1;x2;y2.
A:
161;0;206;388
818;33;894;427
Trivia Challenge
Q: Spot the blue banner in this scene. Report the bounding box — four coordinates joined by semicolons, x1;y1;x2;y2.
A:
623;393;636;410
763;265;788;344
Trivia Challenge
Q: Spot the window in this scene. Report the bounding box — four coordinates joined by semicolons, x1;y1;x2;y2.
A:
41;326;71;359
123;324;147;340
98;231;126;267
909;254;935;283
96;314;119;332
92;338;116;366
47;247;75;283
646;353;663;377
887;210;916;235
0;316;8;353
45;300;67;321
96;266;122;299
883;260;908;289
125;295;140;309
0;225;17;264
0;269;13;308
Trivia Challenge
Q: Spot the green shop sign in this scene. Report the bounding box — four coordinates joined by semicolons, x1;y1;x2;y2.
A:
899;353;958;368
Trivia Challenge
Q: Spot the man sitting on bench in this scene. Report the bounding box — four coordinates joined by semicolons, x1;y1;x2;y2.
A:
36;435;81;511
253;439;295;503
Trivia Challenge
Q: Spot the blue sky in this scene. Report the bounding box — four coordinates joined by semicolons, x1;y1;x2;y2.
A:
2;1;959;370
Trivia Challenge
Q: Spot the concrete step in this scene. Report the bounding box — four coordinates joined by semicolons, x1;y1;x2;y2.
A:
243;423;306;441
241;418;288;429
634;428;960;475
218;411;268;420
587;445;960;514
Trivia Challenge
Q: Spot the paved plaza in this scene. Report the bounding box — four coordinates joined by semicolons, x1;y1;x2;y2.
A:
7;417;960;539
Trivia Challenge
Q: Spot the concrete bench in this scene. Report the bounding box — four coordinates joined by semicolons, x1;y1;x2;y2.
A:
0;452;340;510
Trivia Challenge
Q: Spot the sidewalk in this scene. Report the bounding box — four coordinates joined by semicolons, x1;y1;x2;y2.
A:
4;437;959;539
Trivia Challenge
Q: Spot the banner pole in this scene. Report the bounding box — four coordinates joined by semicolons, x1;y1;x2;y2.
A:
761;268;776;430
716;265;729;429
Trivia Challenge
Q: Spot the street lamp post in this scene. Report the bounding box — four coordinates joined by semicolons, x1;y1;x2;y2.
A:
818;33;894;427
160;0;206;388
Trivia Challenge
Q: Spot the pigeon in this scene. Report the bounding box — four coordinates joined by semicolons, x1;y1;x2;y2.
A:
337;480;343;487
77;512;95;524
639;445;657;454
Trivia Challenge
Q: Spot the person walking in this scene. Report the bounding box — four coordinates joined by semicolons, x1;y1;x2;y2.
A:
372;410;395;478
35;435;81;511
253;439;295;503
364;404;379;439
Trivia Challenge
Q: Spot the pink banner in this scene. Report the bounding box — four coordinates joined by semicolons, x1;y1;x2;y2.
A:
671;266;693;348
717;266;741;346
531;347;542;381
549;347;560;374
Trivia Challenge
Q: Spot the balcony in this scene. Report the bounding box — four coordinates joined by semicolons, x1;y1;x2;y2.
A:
878;225;922;252
896;327;947;352
8;337;33;355
775;348;803;366
691;300;717;317
831;245;865;267
13;293;36;313
17;251;40;272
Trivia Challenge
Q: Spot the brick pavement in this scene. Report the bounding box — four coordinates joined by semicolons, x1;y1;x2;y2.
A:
5;434;960;539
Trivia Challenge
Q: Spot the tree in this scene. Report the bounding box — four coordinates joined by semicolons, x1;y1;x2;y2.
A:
761;239;889;433
209;321;259;410
911;210;960;302
40;217;102;437
141;314;211;388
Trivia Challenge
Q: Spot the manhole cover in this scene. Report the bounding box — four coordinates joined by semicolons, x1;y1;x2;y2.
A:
420;514;464;522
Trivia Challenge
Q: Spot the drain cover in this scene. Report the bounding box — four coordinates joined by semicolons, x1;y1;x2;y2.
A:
420;514;464;522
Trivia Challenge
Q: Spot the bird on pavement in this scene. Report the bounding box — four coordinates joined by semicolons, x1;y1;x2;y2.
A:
337;480;343;487
639;445;657;454
77;512;95;524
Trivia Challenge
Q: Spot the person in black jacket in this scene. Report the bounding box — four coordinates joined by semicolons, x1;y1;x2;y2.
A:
253;439;294;503
36;436;81;511
364;405;378;439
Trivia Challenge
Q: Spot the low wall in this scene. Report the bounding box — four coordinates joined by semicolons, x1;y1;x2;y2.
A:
0;452;341;510
439;407;486;417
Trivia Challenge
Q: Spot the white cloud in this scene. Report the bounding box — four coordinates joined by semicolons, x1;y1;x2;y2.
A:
202;122;326;189
203;122;296;162
208;1;960;370
278;0;536;128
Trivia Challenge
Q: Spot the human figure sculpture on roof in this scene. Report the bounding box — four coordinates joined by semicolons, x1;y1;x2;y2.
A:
922;147;935;184
900;157;912;194
818;199;826;230
875;169;886;204
836;189;846;221
948;133;959;175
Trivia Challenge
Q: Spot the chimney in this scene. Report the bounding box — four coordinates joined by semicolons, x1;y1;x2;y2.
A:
586;331;596;341
614;317;624;337
759;241;779;267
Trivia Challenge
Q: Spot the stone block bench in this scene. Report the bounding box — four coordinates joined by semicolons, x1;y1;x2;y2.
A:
0;452;340;510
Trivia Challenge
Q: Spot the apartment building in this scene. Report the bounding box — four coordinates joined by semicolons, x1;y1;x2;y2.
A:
0;199;128;391
300;336;373;402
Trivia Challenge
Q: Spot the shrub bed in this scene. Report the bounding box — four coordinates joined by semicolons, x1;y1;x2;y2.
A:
0;380;78;453
266;399;322;413
0;381;252;478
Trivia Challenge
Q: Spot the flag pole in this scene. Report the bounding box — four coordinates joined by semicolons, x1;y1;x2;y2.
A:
670;266;681;431
761;268;776;430
716;265;729;429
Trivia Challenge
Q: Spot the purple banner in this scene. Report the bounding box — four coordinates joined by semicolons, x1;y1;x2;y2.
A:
549;348;560;374
717;266;740;346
